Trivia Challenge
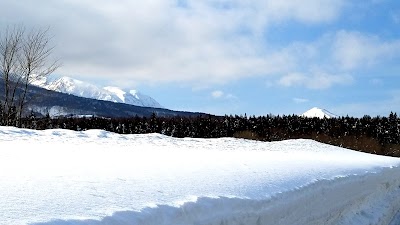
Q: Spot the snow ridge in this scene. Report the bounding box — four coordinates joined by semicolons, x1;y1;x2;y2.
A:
35;76;163;108
301;107;338;119
31;168;400;225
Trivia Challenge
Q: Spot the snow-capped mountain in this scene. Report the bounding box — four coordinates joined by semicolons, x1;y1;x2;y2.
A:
35;76;163;108
301;107;338;119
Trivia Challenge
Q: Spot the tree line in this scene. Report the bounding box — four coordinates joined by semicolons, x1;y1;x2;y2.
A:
1;25;399;157
11;112;400;157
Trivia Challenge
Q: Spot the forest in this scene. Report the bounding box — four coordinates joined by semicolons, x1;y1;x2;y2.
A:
10;111;400;157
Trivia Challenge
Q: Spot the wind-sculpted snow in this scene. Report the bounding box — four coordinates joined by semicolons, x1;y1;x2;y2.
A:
0;126;399;225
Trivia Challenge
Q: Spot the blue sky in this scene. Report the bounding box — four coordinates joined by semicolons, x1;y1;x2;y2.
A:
1;0;400;117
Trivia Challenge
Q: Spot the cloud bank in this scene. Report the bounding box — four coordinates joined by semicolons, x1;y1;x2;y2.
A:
1;0;399;90
0;0;347;85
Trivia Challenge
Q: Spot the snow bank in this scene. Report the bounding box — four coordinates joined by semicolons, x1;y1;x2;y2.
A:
0;126;399;225
30;169;400;225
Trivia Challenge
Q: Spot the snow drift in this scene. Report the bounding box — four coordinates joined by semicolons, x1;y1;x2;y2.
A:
0;126;399;225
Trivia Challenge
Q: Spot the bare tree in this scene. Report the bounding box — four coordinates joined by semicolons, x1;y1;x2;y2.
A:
0;26;60;126
0;26;22;125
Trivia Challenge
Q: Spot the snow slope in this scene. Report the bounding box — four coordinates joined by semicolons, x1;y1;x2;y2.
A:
301;107;339;118
0;126;400;225
34;76;163;108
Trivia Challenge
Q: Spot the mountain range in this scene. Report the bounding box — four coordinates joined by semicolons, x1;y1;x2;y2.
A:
0;77;206;118
1;74;341;119
33;76;163;108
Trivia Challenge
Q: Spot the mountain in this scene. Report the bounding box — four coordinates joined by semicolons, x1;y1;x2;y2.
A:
34;76;163;108
0;78;206;118
301;107;338;119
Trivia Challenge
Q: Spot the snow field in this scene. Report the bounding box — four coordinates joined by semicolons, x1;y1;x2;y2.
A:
0;126;399;225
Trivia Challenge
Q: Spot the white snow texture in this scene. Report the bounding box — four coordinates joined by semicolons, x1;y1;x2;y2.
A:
34;76;163;108
301;107;339;119
0;126;400;225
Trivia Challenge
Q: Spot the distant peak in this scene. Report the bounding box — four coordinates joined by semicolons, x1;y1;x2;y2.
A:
301;107;338;119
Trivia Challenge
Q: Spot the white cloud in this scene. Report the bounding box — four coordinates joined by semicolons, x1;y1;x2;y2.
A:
391;11;400;24
211;90;236;100
267;29;400;90
278;73;306;87
0;0;347;87
225;94;237;99
293;98;309;104
278;71;353;89
211;90;224;98
332;30;400;70
263;0;345;24
5;0;398;93
333;90;400;117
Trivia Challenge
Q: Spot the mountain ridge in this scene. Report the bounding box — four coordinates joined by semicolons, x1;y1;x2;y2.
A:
34;76;164;109
0;77;207;118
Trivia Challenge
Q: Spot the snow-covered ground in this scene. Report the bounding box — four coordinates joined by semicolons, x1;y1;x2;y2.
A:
0;126;400;225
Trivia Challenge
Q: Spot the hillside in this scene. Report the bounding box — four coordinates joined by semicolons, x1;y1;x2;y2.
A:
34;76;164;108
0;78;206;118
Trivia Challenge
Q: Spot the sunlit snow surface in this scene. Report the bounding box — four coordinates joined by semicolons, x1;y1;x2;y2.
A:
0;126;400;225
